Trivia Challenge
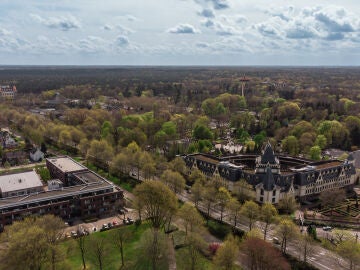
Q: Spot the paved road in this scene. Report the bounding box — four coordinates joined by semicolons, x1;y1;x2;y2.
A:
130;169;356;270
178;190;351;270
0;161;46;172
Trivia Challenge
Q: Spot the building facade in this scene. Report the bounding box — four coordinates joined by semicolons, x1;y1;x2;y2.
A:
183;142;357;204
0;85;17;99
0;156;124;228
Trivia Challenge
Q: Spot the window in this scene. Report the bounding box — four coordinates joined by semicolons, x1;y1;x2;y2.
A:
273;190;276;196
260;197;263;202
261;189;264;195
272;198;275;203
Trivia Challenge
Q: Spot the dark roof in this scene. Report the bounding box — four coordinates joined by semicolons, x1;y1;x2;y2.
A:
263;167;275;191
261;142;277;164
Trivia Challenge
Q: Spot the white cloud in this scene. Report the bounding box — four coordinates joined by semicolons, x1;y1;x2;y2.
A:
256;5;360;42
31;14;81;31
168;24;200;34
115;35;129;47
198;8;215;18
79;36;109;53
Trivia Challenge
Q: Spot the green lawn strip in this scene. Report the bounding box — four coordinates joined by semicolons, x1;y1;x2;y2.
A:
61;222;152;270
175;245;215;270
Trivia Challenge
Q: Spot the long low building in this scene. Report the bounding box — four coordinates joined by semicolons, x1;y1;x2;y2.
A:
183;142;357;204
0;156;124;228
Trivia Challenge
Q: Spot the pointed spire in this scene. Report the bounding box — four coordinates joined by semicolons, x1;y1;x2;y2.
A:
261;141;277;164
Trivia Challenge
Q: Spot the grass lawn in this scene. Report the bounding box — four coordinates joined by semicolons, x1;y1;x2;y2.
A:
60;222;167;270
175;246;215;270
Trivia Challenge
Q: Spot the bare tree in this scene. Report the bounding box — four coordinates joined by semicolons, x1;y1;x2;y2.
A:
89;237;108;270
76;235;87;270
111;227;132;268
297;235;316;264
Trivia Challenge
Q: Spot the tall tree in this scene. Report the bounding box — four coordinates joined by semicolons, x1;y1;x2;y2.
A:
217;187;232;222
178;202;204;236
241;200;260;230
242;237;291;270
160;169;186;194
111;227;132;268
276;218;299;254
89;237;108;270
260;203;278;240
337;237;360;270
133;181;178;229
213;236;239;270
226;198;242;227
137;229;168;270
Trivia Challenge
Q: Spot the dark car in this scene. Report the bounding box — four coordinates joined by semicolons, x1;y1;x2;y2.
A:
100;224;109;231
127;217;134;224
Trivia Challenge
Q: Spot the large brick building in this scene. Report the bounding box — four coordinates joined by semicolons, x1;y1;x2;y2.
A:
184;143;357;204
0;156;124;228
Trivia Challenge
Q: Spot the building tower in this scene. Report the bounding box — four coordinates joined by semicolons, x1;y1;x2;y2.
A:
239;75;250;97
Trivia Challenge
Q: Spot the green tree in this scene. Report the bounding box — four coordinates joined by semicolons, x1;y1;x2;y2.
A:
0;215;65;270
137;229;168;270
213;236;239;270
217;187;232;222
178;202;204;236
278;194;298;214
160;169;186;194
133;181;178;229
192;125;213;140
276;218;299;254
337;238;360;270
260;202;278;240
233;179;254;203
226;198;242;227
315;134;327;149
282;135;299;156
309;145;321;160
241;200;260;230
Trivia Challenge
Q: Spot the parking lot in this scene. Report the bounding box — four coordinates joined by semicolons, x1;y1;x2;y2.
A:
63;208;138;238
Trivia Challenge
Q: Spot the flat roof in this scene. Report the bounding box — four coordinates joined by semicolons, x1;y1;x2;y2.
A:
47;156;87;173
0;170;43;193
0;180;117;210
73;171;105;184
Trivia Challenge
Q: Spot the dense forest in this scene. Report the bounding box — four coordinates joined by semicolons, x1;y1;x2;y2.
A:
1;66;360;163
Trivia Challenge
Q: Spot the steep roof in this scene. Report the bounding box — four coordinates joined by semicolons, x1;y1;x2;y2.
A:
263;166;275;191
261;142;277;164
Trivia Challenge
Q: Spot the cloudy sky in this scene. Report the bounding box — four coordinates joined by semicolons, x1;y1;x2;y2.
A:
0;0;359;65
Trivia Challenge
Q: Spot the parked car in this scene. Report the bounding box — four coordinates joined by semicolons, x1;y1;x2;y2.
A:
127;217;134;224
323;226;333;231
107;222;113;228
112;220;119;226
272;237;280;244
100;224;109;231
70;231;78;238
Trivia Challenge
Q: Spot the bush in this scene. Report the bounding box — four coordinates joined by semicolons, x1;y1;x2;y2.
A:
206;220;231;240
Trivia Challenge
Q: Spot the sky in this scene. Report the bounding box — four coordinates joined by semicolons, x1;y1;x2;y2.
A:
0;0;359;65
